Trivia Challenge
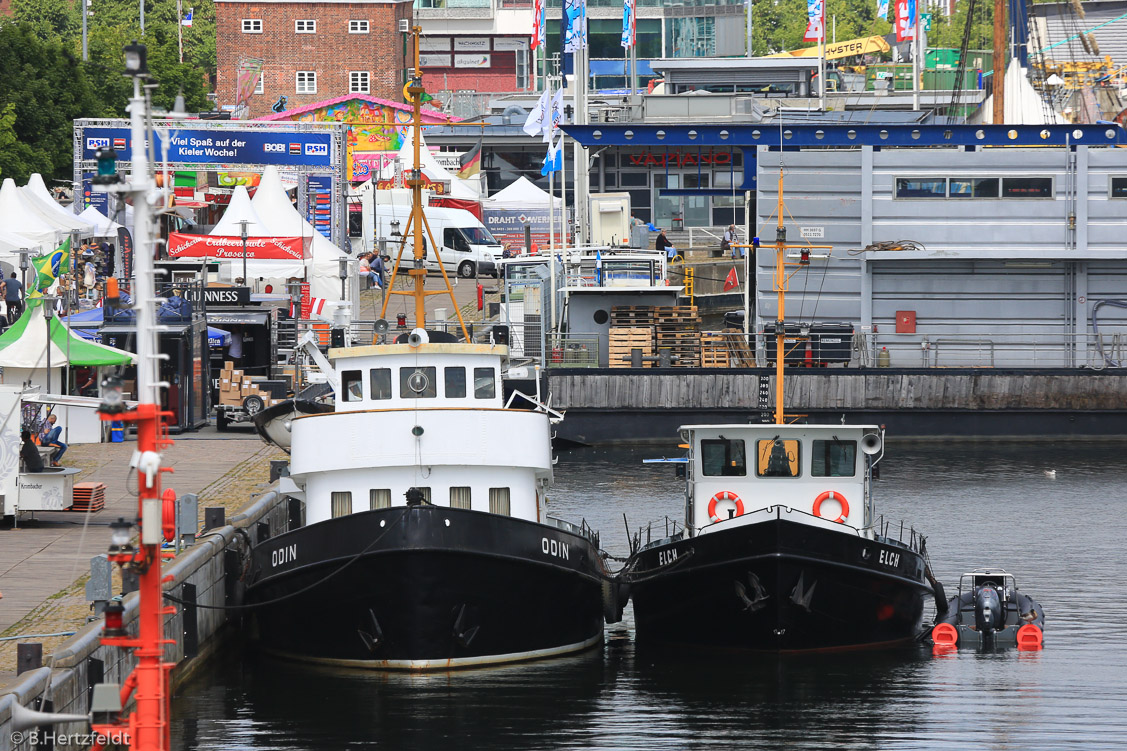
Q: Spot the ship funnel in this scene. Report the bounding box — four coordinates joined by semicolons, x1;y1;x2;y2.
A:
861;432;882;455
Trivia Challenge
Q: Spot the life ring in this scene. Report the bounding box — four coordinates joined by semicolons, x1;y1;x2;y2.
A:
812;490;849;523
708;491;744;523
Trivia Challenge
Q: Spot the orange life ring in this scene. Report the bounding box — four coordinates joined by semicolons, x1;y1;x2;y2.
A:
708;490;744;523
812;490;849;523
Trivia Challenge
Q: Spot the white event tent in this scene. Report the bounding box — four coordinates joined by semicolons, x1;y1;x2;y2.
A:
393;130;482;201
486;176;562;211
22;174;94;234
248;166;350;301
0;178;61;254
208;185;306;282
77;206;125;238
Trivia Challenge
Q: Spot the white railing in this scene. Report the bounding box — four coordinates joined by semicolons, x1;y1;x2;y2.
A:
686;227;747;249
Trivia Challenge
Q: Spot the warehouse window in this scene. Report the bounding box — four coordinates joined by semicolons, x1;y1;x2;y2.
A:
349;20;369;33
450;486;472;510
331;491;352;518
254;74;265;95
1110;177;1127;198
296;71;317;94
295;19;316;33
894;178;946;198
241;19;262;33
948;177;999;198
1002;177;1053;198
350;71;370;94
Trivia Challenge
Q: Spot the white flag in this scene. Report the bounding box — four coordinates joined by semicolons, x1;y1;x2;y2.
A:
523;88;551;138
543;88;564;142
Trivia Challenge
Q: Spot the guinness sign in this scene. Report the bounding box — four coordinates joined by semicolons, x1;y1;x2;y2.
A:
180;287;251;305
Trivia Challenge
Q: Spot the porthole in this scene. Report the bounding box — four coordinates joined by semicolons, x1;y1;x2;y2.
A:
688;130;698;140
719;130;730;140
592;130;602;140
624;130;634;140
656;130;665;140
846;130;857;140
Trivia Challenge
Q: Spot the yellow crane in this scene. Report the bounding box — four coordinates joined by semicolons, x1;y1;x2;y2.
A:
766;35;890;61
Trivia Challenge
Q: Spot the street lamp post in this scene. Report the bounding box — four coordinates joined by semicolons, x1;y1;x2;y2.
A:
235;219;253;287
42;296;57;393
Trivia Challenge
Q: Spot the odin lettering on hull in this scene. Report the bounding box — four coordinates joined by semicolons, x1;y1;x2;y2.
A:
541;538;570;560
272;545;298;567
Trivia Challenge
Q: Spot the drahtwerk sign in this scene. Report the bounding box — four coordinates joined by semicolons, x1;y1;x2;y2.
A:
80;127;333;167
482;207;572;250
627;150;733;167
167;233;310;260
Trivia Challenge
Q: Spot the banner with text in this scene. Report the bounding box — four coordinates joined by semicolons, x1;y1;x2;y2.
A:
483;207;572;251
80;127;333;167
167;233;311;260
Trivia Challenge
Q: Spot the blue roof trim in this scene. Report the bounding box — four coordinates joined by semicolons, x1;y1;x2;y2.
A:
563;123;1127;148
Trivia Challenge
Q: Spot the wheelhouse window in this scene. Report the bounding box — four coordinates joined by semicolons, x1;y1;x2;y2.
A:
445;367;466;398
474;367;496;399
341;370;363;402
370;368;392;399
1001;177;1053;198
811;440;857;477
450;486;472;510
701;438;746;477
756;439;801;478
401;366;437;398
370;489;391;510
895;178;946;198
489;487;511;516
948;177;999;198
331;491;352;518
416;487;432;503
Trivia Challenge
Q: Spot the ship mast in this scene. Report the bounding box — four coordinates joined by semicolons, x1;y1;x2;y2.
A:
770;168;831;425
379;26;470;340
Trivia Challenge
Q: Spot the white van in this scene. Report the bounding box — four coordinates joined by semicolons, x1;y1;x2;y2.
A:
358;190;502;278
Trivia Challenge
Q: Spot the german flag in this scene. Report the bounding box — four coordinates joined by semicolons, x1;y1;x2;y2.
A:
457;141;482;179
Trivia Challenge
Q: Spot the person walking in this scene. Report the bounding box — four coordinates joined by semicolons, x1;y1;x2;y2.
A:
4;272;24;326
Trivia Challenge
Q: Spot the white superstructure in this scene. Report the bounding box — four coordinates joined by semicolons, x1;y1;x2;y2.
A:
288;338;553;526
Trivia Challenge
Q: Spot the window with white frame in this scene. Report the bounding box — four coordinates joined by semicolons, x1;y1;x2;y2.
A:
241;19;262;33
516;48;529;90
349;71;370;94
296;71;317;94
349;19;369;33
254;72;264;95
295;19;316;33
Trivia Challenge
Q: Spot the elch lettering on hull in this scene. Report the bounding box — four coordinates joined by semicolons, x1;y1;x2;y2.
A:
879;549;900;568
658;549;678;566
541;537;570;561
271;544;298;567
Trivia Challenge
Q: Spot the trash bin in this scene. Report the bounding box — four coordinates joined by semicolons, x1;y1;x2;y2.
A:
110;421;124;442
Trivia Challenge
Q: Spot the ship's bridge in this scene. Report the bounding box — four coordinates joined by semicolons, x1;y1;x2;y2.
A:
686;424;881;534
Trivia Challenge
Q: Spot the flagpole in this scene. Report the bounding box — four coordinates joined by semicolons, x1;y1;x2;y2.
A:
746;0;752;57
177;0;183;63
819;0;826;110
912;0;920;111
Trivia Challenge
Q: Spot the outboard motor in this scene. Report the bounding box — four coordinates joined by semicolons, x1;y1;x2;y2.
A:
974;585;1004;644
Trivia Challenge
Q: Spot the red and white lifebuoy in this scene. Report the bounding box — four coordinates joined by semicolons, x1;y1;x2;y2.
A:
708;491;745;523
812;490;849;523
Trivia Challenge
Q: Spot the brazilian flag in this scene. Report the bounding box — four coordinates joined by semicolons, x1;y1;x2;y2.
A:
31;237;71;291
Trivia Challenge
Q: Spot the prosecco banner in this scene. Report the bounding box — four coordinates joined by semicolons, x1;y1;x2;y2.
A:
167;233;310;260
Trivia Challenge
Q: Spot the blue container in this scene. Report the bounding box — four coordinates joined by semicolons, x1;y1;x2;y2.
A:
110;421;124;443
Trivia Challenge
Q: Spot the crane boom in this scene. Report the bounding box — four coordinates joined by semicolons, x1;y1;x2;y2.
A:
766;35;891;61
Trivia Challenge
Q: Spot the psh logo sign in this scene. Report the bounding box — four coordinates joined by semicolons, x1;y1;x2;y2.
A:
87;137;110;150
305;143;328;157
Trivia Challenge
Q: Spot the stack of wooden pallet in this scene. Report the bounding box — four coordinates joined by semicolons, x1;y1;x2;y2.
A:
70;482;106;513
608;327;654;368
654;306;702;367
701;334;731;368
722;327;756;367
610;306;656;329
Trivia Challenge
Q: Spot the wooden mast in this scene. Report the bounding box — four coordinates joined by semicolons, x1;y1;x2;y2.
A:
379;26;470;340
992;0;1006;123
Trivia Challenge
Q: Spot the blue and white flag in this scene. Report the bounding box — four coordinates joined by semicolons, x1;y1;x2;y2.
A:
563;0;588;52
541;135;563;176
876;0;889;18
595;249;603;285
523;88;551;138
803;0;824;42
621;0;636;48
181;7;193;26
544;88;564;143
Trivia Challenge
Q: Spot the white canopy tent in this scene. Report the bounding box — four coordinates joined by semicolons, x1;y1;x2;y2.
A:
486;176;562;210
250;166;350;301
209;185;306;281
393;130;482;201
22;174;94;234
0;179;60;254
77;206;124;237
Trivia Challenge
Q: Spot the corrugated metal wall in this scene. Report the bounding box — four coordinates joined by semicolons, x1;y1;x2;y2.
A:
1032;0;1127;68
754;145;1127;368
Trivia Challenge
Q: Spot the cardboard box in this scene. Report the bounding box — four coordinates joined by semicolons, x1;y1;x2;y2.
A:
219;392;242;407
219;378;232;392
224;361;234;370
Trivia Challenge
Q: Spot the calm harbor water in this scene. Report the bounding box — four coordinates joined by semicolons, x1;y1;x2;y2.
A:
172;440;1127;750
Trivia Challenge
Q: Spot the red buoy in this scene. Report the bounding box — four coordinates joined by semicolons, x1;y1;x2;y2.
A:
1016;623;1044;650
931;622;958;651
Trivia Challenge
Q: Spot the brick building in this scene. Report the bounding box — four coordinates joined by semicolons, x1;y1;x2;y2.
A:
215;0;413;119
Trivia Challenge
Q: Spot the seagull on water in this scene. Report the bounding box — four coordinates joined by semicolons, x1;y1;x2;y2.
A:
1044;469;1057;479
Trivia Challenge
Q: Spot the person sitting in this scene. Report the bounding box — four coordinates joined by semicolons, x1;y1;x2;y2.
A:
370;254;386;288
655;229;675;261
39;414;67;467
20;430;43;473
